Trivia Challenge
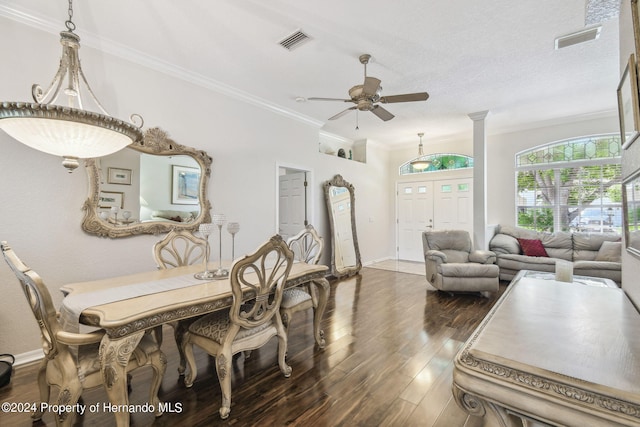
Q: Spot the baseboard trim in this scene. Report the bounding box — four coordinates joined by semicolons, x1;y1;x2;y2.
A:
363;256;394;266
14;349;44;367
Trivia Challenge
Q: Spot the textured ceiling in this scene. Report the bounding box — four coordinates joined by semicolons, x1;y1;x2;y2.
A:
0;0;621;149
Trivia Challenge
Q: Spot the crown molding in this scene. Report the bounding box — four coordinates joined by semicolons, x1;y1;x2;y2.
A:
0;5;324;129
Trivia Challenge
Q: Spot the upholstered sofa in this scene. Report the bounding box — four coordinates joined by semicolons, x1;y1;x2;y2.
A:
489;225;622;285
150;210;199;223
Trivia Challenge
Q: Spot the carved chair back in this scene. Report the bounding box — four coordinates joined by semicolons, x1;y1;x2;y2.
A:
153;228;208;269
1;241;61;360
287;224;324;265
230;235;294;330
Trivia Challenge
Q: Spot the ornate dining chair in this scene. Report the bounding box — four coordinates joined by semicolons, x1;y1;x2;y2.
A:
152;228;208;374
1;241;166;427
181;235;294;419
280;224;324;336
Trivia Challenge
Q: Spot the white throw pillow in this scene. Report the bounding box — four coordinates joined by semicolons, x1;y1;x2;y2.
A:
595;241;622;262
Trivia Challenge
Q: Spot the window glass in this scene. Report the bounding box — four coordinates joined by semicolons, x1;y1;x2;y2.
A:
399;153;473;175
516;135;622;233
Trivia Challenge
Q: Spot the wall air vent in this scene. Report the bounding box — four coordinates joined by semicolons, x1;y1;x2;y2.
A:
555;26;601;50
278;29;311;51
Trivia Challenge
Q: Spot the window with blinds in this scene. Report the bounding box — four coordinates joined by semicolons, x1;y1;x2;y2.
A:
515;135;622;233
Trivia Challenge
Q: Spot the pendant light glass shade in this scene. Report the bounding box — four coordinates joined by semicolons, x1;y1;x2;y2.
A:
0;2;143;172
409;133;431;170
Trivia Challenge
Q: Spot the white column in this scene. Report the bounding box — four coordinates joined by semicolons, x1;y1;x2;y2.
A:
468;111;489;250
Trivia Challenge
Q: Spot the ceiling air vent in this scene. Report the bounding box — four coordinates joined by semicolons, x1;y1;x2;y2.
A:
555;26;601;50
278;29;311;51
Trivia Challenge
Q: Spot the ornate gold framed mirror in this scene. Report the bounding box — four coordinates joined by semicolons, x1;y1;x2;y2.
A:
324;174;361;277
82;127;212;238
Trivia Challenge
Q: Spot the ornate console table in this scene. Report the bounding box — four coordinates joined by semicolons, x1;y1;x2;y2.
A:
453;272;640;426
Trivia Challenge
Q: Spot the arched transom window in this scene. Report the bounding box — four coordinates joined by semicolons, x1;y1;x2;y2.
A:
399;153;473;175
515;134;622;233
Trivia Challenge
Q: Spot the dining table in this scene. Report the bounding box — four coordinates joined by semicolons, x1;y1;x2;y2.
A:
59;261;329;427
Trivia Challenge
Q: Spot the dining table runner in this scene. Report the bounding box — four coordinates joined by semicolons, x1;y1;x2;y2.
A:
60;272;210;334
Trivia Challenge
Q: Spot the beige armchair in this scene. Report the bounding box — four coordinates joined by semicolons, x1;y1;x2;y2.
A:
422;230;499;296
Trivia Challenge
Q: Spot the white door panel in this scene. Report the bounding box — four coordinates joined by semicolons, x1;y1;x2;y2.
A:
397;182;434;261
279;172;306;240
397;177;473;261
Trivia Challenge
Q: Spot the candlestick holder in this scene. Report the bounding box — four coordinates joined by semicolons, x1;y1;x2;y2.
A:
227;222;240;260
194;223;216;280
211;214;229;279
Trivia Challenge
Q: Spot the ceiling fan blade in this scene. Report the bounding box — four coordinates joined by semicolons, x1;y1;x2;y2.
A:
379;92;429;103
371;105;394;121
308;97;353;102
328;106;357;120
362;77;381;96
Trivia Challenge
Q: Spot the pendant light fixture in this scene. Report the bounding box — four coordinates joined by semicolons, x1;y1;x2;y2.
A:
0;0;143;172
409;132;431;170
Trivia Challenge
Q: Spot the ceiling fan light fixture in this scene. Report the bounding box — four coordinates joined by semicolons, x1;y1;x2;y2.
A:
0;0;143;172
409;132;432;171
307;53;428;123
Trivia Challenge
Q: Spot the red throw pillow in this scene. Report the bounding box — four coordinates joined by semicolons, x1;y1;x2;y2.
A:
517;238;549;257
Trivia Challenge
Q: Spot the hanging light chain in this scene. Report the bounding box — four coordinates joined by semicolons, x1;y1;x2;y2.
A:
65;0;76;32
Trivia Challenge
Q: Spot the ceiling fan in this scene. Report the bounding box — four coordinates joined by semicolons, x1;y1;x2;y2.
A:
308;54;429;122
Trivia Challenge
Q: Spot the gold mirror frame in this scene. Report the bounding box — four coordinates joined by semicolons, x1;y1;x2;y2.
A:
82;127;212;238
323;174;361;278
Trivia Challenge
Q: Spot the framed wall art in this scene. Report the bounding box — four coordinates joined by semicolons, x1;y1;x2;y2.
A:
617;54;640;149
623;169;640;259
107;167;132;185
98;191;124;209
172;165;200;205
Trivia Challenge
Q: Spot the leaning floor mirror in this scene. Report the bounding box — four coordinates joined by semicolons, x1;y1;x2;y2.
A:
82;127;212;238
324;174;361;278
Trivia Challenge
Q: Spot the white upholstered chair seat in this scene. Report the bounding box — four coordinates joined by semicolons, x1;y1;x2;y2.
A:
281;287;313;308
188;309;274;345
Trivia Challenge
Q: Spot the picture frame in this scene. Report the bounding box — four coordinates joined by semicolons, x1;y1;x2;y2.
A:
107;167;132;185
98;191;124;209
172;165;200;205
617;54;640;149
623;169;640;259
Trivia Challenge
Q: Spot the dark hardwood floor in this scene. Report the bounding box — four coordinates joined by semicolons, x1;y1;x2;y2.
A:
0;267;507;426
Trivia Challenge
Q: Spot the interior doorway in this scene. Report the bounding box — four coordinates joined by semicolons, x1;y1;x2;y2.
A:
277;165;312;241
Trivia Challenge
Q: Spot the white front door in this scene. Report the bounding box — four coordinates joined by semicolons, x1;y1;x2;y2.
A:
433;178;473;234
278;171;306;240
397;182;434;261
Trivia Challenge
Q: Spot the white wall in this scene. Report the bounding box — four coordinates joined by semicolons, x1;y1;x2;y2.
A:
486;116;619;227
0;18;392;358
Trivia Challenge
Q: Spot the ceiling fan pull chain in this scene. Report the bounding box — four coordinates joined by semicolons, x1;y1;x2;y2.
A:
355;110;359;130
